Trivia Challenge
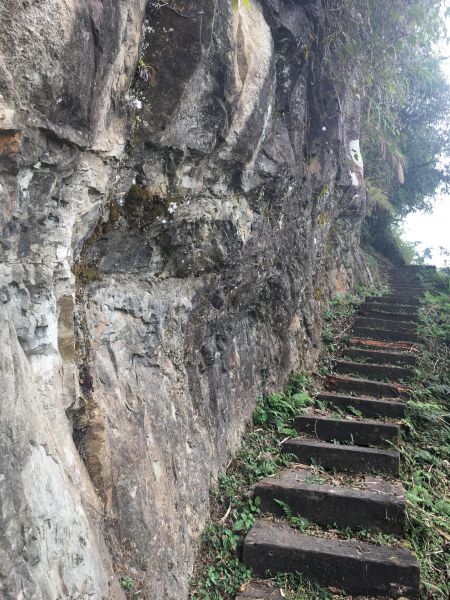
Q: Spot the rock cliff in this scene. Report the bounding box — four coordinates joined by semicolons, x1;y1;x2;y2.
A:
0;1;373;597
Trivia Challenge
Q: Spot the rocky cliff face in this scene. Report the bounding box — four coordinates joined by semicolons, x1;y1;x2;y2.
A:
0;1;372;598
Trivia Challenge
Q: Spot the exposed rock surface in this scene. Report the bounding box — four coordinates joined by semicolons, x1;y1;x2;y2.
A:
0;0;374;598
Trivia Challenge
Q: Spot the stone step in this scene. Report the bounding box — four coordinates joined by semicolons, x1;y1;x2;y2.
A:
243;521;420;597
334;359;415;381
326;374;410;398
349;337;418;353
316;392;406;419
343;347;418;367
354;316;418;333
388;278;422;285
358;306;419;322
365;295;421;307
283;438;400;476
293;414;400;447
352;327;418;343
361;302;419;316
254;469;405;535
389;288;423;295
236;582;284;599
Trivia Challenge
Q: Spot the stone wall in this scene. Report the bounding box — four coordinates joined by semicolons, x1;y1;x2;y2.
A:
0;1;373;597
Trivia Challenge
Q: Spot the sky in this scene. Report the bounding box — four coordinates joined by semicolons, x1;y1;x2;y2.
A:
402;195;450;267
400;30;450;269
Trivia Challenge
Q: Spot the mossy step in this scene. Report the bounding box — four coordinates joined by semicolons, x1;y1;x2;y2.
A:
283;438;400;476
243;521;420;597
333;359;415;381
254;469;405;535
293;414;400;447
354;316;418;334
316;392;406;419
343;347;417;367
326;374;410;398
352;326;418;344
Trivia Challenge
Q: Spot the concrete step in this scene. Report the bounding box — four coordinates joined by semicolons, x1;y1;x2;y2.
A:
361;302;419;316
333;359;415;381
243;521;420;597
326;374;410;398
343;347;418;367
283;438;400;476
316;392;406;419
254;469;406;535
352;326;418;343
293;414;400;447
354;316;418;333
358;306;419;322
365;295;421;307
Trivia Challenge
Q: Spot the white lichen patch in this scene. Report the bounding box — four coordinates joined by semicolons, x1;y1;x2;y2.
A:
349;139;363;169
349;139;364;187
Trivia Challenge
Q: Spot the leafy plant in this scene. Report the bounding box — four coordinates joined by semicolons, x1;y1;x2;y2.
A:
120;576;135;592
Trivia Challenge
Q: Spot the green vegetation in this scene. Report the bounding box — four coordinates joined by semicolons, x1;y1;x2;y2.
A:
189;374;314;599
324;0;450;259
400;272;450;598
120;575;136;592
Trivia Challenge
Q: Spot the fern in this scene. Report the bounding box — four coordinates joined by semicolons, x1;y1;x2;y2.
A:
274;499;292;518
428;384;450;398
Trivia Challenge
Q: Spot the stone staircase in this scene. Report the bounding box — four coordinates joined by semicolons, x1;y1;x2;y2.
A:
238;267;425;599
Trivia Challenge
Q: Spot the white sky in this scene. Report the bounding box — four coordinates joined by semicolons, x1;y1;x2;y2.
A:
401;195;450;266
400;33;450;268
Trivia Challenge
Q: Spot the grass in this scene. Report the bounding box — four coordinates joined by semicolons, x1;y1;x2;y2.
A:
398;272;450;599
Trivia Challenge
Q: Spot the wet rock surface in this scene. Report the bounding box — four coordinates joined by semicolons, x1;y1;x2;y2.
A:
0;1;373;597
